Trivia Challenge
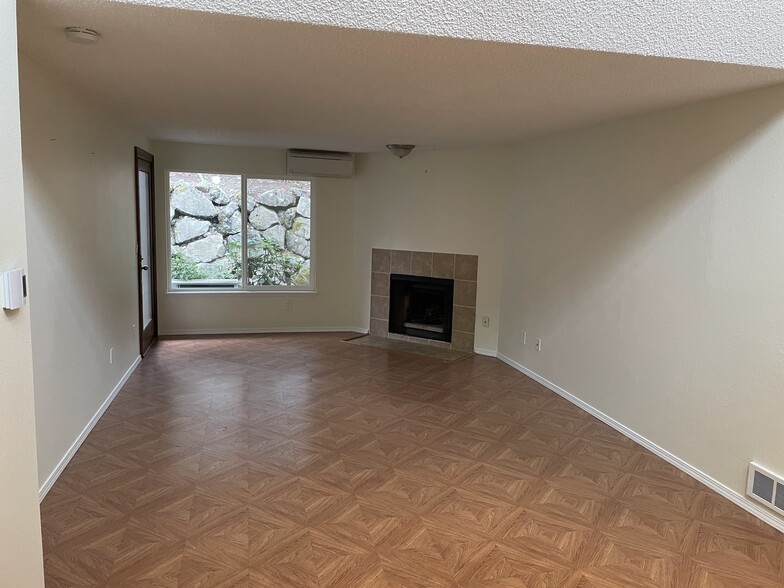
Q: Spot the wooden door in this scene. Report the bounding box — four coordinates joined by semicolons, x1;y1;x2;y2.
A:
134;147;158;356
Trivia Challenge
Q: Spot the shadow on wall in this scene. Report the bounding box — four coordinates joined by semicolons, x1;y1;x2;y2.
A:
506;84;784;349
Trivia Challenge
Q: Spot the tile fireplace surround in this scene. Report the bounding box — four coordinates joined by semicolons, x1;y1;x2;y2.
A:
370;248;479;352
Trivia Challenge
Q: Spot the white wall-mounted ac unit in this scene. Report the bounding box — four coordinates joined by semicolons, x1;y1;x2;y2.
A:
286;149;354;178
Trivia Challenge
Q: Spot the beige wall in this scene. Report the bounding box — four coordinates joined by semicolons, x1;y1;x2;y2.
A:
0;4;44;585
151;141;356;334
352;150;508;352
498;84;784;516
152;144;508;351
20;56;150;488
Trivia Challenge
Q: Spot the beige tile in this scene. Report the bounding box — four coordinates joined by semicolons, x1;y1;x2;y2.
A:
453;306;476;333
369;318;388;337
371;272;390;296
372;249;391;273
454;280;477;307
432;253;455;279
370;296;389;320
390;250;412;274
411;252;433;277
427;340;451;349
388;333;408;342
451;330;474;352
407;336;430;347
455;255;478;281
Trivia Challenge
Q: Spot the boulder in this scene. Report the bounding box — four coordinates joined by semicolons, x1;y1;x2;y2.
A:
291;217;310;240
173;217;211;244
278;207;297;229
218;209;242;235
184;234;225;263
248;205;279;231
171;184;218;219
208;187;232;206
222;201;239;217
262;224;286;248
296;194;311;218
284;252;306;265
258;188;297;208
246;229;263;257
286;231;310;258
197;258;238;280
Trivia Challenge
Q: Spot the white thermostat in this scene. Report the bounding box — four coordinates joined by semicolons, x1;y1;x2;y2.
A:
2;269;27;310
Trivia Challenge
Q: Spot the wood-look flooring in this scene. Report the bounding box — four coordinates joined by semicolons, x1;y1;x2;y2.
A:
41;333;784;587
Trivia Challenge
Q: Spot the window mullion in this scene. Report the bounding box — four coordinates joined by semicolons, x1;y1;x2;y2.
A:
241;175;248;289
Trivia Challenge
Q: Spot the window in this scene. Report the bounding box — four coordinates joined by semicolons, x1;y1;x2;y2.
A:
168;172;313;291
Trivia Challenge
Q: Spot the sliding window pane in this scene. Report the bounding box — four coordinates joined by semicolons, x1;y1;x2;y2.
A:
169;172;242;289
246;178;312;287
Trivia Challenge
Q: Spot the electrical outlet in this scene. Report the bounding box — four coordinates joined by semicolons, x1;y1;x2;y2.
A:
285;298;293;311
521;330;526;345
109;348;114;364
536;338;542;351
481;316;490;328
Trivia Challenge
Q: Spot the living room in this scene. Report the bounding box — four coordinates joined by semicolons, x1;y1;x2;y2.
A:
3;0;784;584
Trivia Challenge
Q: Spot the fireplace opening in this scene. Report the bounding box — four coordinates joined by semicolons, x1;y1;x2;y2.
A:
388;274;454;342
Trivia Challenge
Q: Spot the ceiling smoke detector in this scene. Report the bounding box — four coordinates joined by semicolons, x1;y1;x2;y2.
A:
386;144;415;159
64;27;101;45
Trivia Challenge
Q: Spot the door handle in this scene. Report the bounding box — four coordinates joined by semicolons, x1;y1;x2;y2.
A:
141;265;149;271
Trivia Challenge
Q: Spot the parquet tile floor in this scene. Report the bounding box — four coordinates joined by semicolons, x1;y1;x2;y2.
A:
41;333;784;587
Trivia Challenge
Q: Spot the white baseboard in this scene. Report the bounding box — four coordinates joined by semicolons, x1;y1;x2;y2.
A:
496;353;784;534
473;347;498;357
38;355;142;502
158;326;368;336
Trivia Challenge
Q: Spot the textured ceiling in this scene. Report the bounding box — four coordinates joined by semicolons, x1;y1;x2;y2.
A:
116;0;784;69
17;0;784;152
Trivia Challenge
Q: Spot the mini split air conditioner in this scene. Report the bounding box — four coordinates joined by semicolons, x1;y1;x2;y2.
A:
286;149;354;178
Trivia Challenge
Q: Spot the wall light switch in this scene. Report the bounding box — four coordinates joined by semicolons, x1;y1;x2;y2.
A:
2;269;27;310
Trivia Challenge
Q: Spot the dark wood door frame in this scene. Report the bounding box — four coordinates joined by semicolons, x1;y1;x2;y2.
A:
134;147;158;356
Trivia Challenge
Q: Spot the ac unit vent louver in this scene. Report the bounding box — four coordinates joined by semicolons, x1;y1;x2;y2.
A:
747;463;784;516
286;149;354;178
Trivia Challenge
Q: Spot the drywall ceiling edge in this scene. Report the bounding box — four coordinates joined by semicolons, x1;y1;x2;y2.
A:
114;0;784;70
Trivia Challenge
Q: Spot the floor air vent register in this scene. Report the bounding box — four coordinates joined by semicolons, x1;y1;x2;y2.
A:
747;462;784;515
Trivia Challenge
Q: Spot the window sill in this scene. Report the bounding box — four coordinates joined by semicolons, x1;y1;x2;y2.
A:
166;289;318;295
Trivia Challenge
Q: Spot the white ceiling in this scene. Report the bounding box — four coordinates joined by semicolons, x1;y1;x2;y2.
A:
118;0;784;70
17;0;784;152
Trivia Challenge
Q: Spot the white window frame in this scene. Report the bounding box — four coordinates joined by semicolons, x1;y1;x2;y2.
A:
166;169;316;294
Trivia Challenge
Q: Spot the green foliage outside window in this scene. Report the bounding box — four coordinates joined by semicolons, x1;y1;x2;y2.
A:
171;251;206;281
223;239;309;286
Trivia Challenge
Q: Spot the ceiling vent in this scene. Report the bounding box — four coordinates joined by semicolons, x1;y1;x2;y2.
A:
286;149;354;178
747;462;784;515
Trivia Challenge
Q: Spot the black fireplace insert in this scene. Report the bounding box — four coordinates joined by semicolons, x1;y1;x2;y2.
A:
388;274;454;342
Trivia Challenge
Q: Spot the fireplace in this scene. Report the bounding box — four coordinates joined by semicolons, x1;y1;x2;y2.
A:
370;249;478;352
389;274;454;342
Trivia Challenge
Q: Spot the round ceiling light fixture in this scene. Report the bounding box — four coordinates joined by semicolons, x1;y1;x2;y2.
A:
386;144;415;159
64;27;101;44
